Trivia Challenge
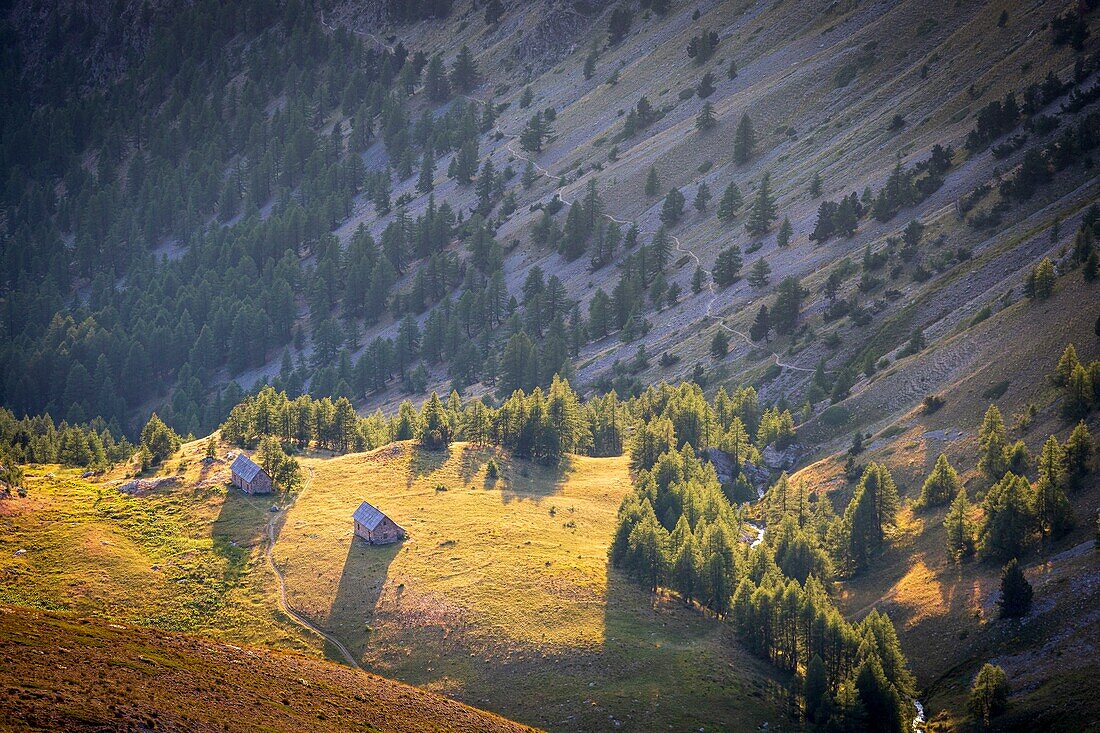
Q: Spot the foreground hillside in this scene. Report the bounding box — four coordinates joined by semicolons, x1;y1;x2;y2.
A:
0;605;537;733
278;442;782;731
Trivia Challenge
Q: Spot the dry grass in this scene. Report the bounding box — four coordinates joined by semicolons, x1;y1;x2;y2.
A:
0;453;305;651
0;605;536;733
278;441;784;732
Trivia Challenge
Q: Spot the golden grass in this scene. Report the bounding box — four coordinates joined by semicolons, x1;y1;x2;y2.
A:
276;441;782;732
0;458;305;652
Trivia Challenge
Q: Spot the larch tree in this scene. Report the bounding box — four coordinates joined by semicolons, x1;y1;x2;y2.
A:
944;486;976;561
918;453;960;507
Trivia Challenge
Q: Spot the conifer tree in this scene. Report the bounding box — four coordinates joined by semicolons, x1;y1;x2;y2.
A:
746;173;777;235
1034;435;1074;538
919;453;960;507
694;182;711;212
717;182;743;222
750;304;770;342
692;266;706;293
713;246;743;287
804;654;829;725
998;558;1032;618
1063;420;1095;491
841;462;900;573
809;171;822;198
419;392;452;449
777;217;792;247
661;187;686;224
771;276;806;334
711;329;730;358
697;72;716;99
450;45;480;92
1026;257;1056;299
583;46;598;80
978;404;1010;481
645;167;660;196
944;486;976;561
748;257;771;287
425;54;451;101
1055;343;1080;386
979;472;1034;561
969;664;1010;730
417;150;435;193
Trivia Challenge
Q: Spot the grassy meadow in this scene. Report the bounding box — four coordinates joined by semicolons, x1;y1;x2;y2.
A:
277;441;784;732
0;438;786;732
0;439;306;651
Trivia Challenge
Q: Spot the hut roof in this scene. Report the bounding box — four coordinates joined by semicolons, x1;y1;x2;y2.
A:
353;501;388;531
231;453;264;482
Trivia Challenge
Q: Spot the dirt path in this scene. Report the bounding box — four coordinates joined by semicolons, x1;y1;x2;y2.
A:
264;467;362;670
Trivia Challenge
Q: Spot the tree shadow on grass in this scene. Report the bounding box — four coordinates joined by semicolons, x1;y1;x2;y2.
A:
407;444;451;487
209;486;274;596
325;534;402;664
498;454;569;504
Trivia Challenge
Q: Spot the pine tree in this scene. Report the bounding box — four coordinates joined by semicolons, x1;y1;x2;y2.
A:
418;392;452;449
690;267;708;292
998;558;1032;618
425;54;450;101
1063;420;1095;491
1055;343;1080;386
417;150;435;193
450;45;480;93
711;329;730;358
733;113;755;164
842;462;900;573
748;257;771;287
522;160;537;189
804;654;829;724
771;276;806;334
979;472;1034;561
694;100;718;131
661;187;685;224
584;46;598;80
969;664;1010;730
1034;435;1073;538
746;173;777;235
645;167;660;196
978;404;1010;481
520;112;548;153
1026;257;1056;299
777;217;792;247
694;182;711;212
717;182;743;222
749;304;770;342
919;454;960;507
944;486;976;561
713;246;742;287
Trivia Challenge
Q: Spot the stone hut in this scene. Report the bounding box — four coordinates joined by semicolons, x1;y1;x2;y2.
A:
230;453;273;494
352;501;405;544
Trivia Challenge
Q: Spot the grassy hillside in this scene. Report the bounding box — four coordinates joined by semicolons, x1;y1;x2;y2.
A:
790;277;1100;731
0;605;538;733
0;454;301;649
276;441;784;732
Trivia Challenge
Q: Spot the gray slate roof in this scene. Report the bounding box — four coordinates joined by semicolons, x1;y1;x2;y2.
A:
231;453;264;482
353;501;387;531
